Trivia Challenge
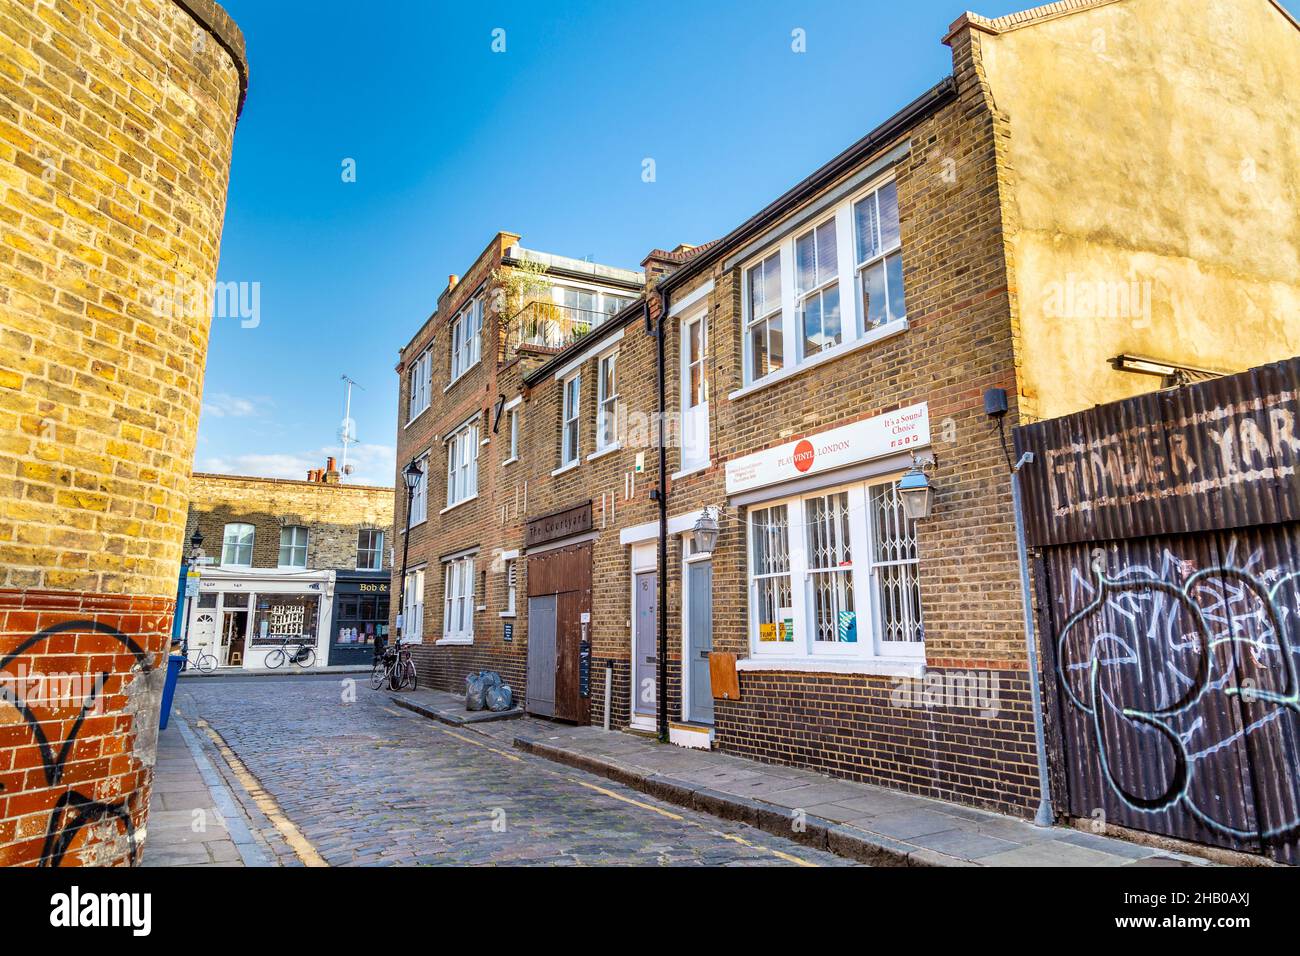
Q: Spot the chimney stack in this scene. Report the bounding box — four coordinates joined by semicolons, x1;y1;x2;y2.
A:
324;456;340;485
448;274;459;291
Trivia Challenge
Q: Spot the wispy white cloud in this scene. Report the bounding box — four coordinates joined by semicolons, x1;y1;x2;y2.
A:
201;393;266;419
198;442;396;488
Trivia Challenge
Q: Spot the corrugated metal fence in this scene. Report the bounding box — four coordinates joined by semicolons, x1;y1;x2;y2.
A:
1015;357;1300;864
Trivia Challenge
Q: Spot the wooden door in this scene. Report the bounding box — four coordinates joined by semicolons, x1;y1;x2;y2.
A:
526;595;557;718
526;543;592;724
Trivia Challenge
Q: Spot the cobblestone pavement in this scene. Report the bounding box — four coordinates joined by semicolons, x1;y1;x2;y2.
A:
169;675;854;867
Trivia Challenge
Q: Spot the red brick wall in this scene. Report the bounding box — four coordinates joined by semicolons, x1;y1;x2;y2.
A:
0;590;172;867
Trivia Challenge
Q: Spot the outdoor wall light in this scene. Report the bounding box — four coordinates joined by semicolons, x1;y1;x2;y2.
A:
898;464;936;521
692;507;720;553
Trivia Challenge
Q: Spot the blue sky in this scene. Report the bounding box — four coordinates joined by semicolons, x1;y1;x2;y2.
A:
196;0;1298;486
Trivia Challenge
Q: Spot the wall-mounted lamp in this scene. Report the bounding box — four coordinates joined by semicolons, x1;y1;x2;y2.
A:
898;461;936;521
692;507;720;553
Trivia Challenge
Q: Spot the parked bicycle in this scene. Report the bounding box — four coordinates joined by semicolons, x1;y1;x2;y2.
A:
264;636;316;669
370;639;416;691
179;639;217;674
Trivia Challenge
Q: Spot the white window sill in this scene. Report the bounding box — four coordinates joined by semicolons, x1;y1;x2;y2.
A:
436;636;474;646
551;460;581;477
587;442;621;462
499;611;517;619
405;405;430;429
402;518;428;534
440;494;479;515
729;319;908;401
276;566;308;572
736;655;925;678
672;461;711;480
501;456;519;467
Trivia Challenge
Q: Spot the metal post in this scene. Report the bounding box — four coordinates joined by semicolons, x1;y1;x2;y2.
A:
604;662;612;731
1011;451;1054;827
654;296;669;743
396;482;415;641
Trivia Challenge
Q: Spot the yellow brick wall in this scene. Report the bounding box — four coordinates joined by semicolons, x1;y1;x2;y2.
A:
0;0;245;598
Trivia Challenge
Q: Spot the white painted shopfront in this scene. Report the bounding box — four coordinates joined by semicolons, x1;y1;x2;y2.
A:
184;567;335;670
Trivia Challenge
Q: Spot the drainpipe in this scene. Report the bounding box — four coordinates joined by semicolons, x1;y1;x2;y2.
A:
1011;451;1054;827
653;294;670;743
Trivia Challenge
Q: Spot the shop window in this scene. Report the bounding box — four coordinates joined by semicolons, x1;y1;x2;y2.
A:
197;591;218;609
221;523;254;567
446;418;479;507
278;525;308;568
357;529;384;570
745;477;923;661
443;555;475;642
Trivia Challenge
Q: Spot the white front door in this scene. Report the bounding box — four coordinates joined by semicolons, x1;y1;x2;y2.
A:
681;311;709;472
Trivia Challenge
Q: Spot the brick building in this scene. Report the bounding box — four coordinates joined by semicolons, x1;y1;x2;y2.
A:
181;463;395;669
390;0;1299;821
0;0;247;865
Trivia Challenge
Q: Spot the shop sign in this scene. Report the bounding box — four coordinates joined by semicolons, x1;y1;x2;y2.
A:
725;403;930;495
526;501;593;549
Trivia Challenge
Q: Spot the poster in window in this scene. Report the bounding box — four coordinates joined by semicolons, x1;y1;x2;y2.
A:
759;622;777;643
252;594;319;646
780;608;795;642
838;610;857;643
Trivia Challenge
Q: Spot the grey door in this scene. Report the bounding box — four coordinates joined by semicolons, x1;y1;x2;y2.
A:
526;595;557;718
633;571;657;718
686;560;713;724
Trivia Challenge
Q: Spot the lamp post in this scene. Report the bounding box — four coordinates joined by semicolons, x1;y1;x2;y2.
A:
691;507;720;554
395;458;424;641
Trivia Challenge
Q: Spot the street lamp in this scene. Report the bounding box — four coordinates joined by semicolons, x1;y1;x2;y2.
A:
189;530;204;561
395;458;424;641
691;507;720;554
898;462;936;521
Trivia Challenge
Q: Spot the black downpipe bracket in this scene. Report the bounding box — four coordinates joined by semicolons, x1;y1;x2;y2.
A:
654;295;670;743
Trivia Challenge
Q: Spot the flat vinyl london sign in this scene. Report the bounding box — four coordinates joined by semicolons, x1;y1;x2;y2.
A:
725;402;930;495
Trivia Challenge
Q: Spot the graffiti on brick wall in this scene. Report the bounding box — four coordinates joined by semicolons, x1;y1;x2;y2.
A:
1057;540;1300;844
0;620;151;867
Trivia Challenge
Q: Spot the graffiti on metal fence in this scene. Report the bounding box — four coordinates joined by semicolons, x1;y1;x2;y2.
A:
1057;541;1300;844
0;621;151;866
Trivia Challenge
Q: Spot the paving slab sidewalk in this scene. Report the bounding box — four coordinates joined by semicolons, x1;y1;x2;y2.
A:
140;717;271;867
393;687;1210;868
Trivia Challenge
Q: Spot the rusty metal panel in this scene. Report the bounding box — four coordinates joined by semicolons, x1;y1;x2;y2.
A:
1014;356;1300;549
1042;524;1300;864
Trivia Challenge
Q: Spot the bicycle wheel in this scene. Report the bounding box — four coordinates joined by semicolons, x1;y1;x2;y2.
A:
195;653;217;674
294;646;316;668
264;648;286;669
369;661;387;690
402;659;417;691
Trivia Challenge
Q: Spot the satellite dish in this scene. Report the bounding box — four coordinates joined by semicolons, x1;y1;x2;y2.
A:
343;464;355;476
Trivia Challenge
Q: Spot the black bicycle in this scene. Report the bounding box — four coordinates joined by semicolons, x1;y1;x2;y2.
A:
370;639;416;691
264;636;316;669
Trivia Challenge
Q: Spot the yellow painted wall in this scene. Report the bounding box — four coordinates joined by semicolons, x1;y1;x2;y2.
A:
977;0;1300;419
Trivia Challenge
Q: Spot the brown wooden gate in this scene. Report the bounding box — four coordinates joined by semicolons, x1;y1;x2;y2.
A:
526;542;592;724
1015;357;1300;864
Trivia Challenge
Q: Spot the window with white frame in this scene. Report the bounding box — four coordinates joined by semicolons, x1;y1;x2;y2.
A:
854;180;905;331
278;525;308;568
686;315;708;409
504;559;517;615
741;176;907;387
745;476;923;660
409;453;429;525
221;523;254;567
507;406;520;462
561;372;580;466
796;217;841;358
443;555;475;641
745;251;783;382
596;351;618;451
402;567;424;641
408;350;431;422
356;529;384;570
445;418;479;507
450;296;482;381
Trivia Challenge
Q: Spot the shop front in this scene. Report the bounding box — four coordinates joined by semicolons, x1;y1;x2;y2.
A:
329;571;391;665
184;567;335;670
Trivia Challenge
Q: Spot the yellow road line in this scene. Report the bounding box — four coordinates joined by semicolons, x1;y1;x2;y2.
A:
195;719;328;868
436;726;524;762
572;779;685;820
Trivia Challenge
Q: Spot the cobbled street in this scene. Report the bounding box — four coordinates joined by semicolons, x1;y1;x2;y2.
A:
164;674;853;867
